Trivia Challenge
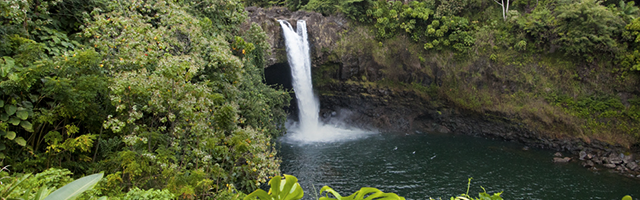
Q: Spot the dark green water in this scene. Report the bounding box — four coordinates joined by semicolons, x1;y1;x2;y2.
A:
278;132;640;199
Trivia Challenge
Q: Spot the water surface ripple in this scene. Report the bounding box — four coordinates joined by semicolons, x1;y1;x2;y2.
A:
278;132;640;199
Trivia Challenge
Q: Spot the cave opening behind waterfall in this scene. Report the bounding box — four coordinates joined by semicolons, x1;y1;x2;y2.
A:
264;62;299;122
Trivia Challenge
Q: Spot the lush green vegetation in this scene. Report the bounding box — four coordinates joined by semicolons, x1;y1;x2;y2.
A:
2;0;640;198
243;175;503;200
1;0;290;198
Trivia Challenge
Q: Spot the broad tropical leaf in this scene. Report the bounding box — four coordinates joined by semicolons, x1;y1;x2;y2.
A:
319;186;342;200
34;187;52;200
319;186;405;200
244;189;272;200
244;174;303;200
44;173;103;200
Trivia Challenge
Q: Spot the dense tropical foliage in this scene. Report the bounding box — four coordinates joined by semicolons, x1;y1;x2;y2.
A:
1;0;289;198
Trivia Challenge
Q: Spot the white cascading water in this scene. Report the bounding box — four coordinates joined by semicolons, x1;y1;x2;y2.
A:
279;20;320;132
279;20;371;143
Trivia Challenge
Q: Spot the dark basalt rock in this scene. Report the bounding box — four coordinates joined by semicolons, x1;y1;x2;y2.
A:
244;6;348;67
582;160;595;168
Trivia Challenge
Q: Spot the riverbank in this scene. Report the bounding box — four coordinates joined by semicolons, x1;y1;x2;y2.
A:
316;81;640;178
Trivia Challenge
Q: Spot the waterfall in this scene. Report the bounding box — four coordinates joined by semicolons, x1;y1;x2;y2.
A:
279;20;320;132
279;20;370;143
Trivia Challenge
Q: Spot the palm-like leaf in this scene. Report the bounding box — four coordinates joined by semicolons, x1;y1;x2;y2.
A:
43;173;103;200
319;186;405;200
244;174;304;200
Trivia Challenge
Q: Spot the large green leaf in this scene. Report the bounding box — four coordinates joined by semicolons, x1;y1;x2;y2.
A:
34;187;52;200
0;113;8;121
0;100;4;107
244;174;303;200
16;109;28;120
6;131;16;140
5;105;16;116
44;173;104;200
320;186;405;200
14;137;26;146
8;117;20;125
270;174;304;200
319;186;343;200
20;121;33;132
244;189;272;200
622;195;633;200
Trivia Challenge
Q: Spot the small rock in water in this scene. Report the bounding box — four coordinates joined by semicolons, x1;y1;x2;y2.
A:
626;162;638;171
554;152;563;157
579;151;587;160
603;163;617;169
582;160;595;168
522;146;530;151
553;157;571;163
430;155;437;160
412;151;415;154
393;146;397;151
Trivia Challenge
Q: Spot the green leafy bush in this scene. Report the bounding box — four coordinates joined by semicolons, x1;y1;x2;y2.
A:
244;175;503;200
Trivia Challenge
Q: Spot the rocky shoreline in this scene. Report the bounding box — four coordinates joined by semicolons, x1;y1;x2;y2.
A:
317;82;640;179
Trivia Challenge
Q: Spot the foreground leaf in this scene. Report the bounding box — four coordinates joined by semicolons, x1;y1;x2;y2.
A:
244;174;303;200
320;186;405;200
44;173;104;200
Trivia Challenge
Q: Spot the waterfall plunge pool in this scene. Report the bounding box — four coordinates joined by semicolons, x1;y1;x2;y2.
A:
277;132;640;199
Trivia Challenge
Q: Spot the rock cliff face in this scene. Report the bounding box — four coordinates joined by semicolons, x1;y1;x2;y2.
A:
245;6;348;67
247;6;549;143
245;7;640;176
